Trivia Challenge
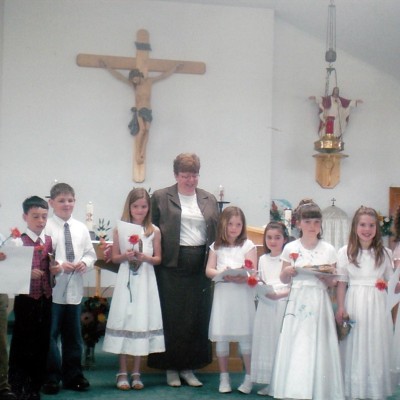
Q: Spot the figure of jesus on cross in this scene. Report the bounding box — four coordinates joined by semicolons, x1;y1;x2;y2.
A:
99;58;182;181
77;29;206;182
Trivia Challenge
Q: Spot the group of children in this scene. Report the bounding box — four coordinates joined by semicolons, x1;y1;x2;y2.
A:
102;189;400;399
2;184;400;400
0;183;96;400
204;199;400;399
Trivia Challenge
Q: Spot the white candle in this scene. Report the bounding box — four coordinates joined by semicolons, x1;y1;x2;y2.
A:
86;201;94;231
284;209;292;236
219;185;224;202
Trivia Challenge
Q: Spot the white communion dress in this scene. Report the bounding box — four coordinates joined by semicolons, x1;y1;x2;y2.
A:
268;239;344;400
102;221;165;356
208;239;256;343
337;245;394;400
251;253;288;384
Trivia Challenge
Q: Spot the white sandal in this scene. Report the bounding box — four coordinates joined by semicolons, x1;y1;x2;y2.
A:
116;372;130;390
131;373;144;390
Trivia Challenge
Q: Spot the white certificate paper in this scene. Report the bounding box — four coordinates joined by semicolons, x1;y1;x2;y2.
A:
117;220;143;253
0;246;34;295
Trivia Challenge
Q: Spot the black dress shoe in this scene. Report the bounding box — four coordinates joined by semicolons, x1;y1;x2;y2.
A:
26;392;40;400
41;382;59;395
63;376;89;392
0;389;18;400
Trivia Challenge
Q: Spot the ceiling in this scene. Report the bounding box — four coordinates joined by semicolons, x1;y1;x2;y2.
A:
157;0;400;82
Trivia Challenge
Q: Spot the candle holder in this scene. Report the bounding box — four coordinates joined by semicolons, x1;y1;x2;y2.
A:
217;201;230;213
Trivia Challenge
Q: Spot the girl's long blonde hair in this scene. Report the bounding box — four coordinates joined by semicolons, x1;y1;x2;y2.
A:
121;188;154;237
347;206;387;267
214;206;247;249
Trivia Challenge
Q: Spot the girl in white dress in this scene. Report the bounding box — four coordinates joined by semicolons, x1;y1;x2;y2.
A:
391;208;400;386
251;221;290;396
102;188;164;390
206;206;257;395
336;206;394;399
268;199;344;400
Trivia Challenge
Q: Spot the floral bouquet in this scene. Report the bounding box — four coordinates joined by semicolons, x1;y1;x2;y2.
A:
81;295;110;348
95;218;112;241
378;213;393;237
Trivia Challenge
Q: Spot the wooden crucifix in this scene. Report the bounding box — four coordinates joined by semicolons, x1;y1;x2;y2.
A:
77;29;206;182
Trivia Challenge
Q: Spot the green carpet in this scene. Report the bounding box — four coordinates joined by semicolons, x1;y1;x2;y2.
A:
5;330;400;399
38;339;400;400
40;339;259;399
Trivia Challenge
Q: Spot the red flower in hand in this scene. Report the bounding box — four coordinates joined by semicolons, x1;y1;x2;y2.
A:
290;252;299;268
375;279;388;291
247;275;258;287
128;234;140;246
244;259;254;269
11;228;21;238
0;227;22;248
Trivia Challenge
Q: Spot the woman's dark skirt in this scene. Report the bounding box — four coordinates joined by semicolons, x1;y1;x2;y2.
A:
147;245;213;370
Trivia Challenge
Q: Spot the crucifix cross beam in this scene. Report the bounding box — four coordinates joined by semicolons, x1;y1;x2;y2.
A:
76;28;206;182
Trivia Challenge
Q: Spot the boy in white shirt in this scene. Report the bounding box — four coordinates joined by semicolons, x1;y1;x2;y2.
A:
42;183;96;395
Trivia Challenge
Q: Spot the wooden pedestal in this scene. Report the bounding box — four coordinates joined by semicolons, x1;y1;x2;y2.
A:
313;153;348;189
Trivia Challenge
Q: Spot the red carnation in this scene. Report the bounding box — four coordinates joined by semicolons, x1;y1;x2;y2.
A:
0;227;22;248
244;259;254;269
375;279;388;291
128;234;140;245
247;275;258;287
289;253;299;262
11;228;21;238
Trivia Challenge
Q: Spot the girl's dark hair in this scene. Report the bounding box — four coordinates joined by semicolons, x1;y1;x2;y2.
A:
294;198;323;239
214;206;247;249
121;188;154;237
347;206;387;268
263;221;289;254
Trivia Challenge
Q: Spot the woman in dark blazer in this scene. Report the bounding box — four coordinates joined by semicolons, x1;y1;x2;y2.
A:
147;153;219;387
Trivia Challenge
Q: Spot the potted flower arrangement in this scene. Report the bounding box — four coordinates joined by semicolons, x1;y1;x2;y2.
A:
81;295;110;368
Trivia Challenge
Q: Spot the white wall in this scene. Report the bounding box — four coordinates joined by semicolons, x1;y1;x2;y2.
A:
1;1;400;288
0;0;273;225
0;0;273;288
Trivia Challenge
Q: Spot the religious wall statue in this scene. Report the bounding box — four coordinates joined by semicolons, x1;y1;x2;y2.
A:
309;87;363;138
76;28;206;183
100;60;182;175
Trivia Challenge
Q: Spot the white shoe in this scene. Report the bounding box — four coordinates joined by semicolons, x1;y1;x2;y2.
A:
238;376;253;394
131;373;144;390
166;370;181;387
115;372;130;391
257;385;269;396
179;370;203;387
219;375;232;393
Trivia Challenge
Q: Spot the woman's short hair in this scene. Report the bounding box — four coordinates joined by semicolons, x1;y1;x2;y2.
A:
173;153;200;175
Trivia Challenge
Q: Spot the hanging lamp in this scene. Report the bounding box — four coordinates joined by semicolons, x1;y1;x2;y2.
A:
313;0;348;188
